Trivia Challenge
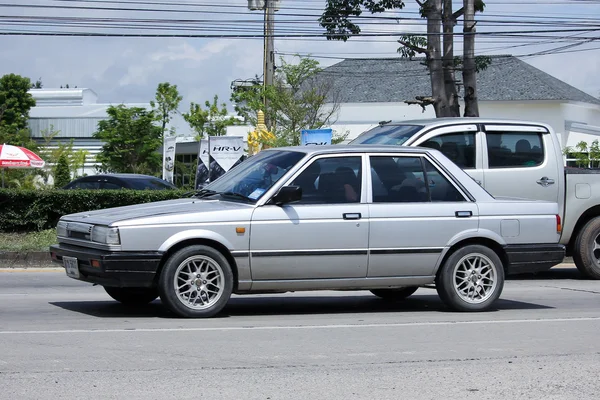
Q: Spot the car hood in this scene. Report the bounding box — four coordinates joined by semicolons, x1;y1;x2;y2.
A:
61;197;255;227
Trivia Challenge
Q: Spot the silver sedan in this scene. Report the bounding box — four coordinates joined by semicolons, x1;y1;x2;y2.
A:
50;146;565;317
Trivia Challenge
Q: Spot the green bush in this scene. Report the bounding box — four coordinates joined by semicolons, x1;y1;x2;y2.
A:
53;153;71;188
0;189;190;232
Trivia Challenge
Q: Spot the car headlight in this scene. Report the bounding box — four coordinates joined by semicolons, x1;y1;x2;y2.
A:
91;226;121;245
57;221;68;237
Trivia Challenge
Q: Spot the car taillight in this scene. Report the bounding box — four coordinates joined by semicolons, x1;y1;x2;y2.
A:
556;214;562;234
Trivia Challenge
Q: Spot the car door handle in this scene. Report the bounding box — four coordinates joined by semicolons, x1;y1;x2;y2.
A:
343;213;362;220
537;177;555;187
455;211;473;218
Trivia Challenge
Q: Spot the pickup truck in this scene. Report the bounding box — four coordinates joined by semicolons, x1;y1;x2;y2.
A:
350;117;600;279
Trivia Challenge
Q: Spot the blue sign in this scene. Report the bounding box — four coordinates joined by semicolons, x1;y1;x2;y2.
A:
301;128;333;146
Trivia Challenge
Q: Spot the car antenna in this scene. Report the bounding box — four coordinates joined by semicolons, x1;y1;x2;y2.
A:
379;120;392;126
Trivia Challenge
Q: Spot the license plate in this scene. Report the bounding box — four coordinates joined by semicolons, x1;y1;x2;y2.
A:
63;256;80;279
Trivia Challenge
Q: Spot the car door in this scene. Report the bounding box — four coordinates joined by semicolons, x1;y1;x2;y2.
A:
482;124;560;203
367;153;479;277
409;124;485;187
249;154;369;281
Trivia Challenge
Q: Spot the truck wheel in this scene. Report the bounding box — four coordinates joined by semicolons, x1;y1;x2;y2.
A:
436;245;504;312
103;286;159;305
573;217;600;280
370;287;418;301
158;245;233;318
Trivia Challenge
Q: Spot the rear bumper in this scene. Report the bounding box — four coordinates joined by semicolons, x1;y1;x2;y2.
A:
49;243;163;287
504;244;565;275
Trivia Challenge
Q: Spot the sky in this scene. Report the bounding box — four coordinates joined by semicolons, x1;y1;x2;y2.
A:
1;0;599;135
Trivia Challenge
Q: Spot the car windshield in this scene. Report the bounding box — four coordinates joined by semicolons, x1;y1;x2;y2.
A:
350;124;424;145
202;150;306;202
128;178;175;190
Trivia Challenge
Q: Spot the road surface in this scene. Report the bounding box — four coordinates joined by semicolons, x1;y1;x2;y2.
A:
0;267;599;399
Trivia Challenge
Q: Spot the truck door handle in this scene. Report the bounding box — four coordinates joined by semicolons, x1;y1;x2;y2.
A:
455;211;473;218
343;213;362;220
537;177;555;187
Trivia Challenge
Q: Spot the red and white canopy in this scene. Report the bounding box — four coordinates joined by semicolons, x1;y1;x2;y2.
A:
0;144;45;168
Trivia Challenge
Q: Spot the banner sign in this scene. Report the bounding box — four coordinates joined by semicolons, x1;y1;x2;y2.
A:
208;136;245;182
301;128;333;146
194;139;210;189
162;136;177;183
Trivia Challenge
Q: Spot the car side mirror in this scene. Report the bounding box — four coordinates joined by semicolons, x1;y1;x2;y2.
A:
271;186;302;206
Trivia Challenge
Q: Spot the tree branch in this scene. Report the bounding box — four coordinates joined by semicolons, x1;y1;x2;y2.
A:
452;7;464;20
404;96;437;113
397;40;428;55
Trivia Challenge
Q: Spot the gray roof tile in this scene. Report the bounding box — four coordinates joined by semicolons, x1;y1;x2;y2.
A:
320;55;600;105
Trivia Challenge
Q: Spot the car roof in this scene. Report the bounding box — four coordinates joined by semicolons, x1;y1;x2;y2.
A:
370;117;552;129
270;144;435;156
79;174;162;180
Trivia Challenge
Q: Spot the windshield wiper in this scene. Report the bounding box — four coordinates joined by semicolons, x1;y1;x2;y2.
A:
219;191;252;202
192;188;219;198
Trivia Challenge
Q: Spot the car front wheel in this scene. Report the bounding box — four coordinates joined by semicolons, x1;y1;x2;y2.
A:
158;245;233;318
436;244;504;312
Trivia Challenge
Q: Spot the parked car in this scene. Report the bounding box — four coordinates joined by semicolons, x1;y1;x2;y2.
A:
351;118;600;280
50;146;564;318
62;174;176;190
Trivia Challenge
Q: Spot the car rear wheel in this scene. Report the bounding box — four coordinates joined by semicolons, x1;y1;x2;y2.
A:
103;286;159;305
573;216;600;280
436;245;504;312
370;287;418;301
158;245;233;318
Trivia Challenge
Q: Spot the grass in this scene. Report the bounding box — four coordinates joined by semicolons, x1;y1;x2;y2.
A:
0;229;57;252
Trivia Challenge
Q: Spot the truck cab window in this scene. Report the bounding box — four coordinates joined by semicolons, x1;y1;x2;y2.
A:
486;132;544;168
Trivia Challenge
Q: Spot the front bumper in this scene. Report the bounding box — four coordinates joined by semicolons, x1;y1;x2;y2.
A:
50;243;164;287
504;244;565;275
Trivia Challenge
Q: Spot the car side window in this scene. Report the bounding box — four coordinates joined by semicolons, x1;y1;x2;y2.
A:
486;132;544;168
421;132;476;169
370;156;428;203
102;182;122;190
291;156;362;204
423;159;466;202
72;180;100;189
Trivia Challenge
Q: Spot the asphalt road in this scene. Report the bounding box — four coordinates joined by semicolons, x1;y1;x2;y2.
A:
0;267;599;400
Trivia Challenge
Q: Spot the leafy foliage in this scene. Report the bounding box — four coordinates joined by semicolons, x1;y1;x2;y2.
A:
53;153;71;188
0;73;36;133
93;105;163;175
319;0;406;41
0;188;188;232
231;56;341;146
150;82;183;136
182;95;239;140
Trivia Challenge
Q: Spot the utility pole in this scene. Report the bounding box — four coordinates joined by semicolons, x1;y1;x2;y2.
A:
263;0;275;129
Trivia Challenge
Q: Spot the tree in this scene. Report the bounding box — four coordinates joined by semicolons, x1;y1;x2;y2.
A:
53;153;71;188
183;95;238;140
0;73;36;132
93;105;163;174
232;56;342;146
319;0;486;117
151;82;182;137
31;78;43;89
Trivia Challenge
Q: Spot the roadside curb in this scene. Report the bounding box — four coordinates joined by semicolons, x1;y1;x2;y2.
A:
0;251;55;268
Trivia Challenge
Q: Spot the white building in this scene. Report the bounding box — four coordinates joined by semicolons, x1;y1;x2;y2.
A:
27;88;151;176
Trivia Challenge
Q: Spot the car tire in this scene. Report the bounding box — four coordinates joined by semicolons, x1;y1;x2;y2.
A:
158;245;233;318
436;244;505;312
103;286;159;305
370;287;418;301
573;216;600;280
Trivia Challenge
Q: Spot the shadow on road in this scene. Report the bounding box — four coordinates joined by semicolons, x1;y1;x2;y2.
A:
508;267;583;281
49;291;552;319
